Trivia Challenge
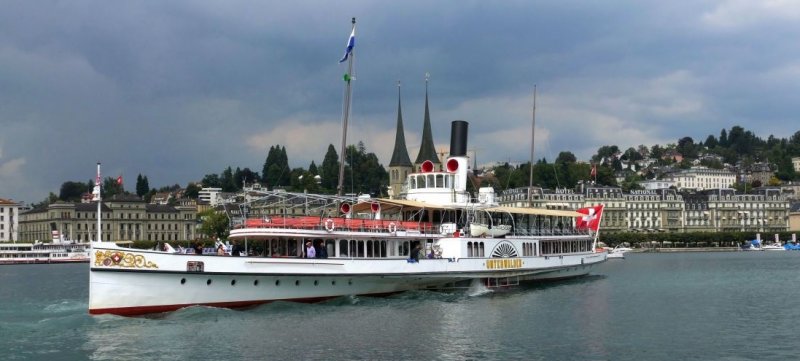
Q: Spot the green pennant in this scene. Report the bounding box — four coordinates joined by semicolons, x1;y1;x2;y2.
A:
343;73;351;82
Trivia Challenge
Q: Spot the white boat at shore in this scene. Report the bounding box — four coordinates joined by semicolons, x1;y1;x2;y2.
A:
761;243;786;251
605;245;632;259
0;241;90;265
1;227;90;265
88;121;608;316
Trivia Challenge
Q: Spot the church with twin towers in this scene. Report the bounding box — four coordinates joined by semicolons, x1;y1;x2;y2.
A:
387;77;443;199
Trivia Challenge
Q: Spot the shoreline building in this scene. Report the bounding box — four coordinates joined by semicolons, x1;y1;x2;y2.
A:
497;185;789;233
18;194;197;243
662;167;736;191
0;198;20;242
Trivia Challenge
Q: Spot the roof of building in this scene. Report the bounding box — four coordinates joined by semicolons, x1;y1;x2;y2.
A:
414;81;440;165
0;198;19;205
75;203;112;212
146;204;179;213
107;194;145;202
389;84;413;167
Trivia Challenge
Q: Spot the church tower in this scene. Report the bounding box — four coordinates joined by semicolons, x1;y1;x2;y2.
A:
414;74;441;171
388;82;413;199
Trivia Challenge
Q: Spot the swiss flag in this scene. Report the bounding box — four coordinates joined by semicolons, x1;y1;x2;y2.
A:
590;164;597;178
116;175;123;185
576;204;604;231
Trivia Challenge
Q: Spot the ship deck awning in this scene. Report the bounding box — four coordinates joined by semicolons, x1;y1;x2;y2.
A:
351;198;458;213
482;206;583;218
351;199;583;218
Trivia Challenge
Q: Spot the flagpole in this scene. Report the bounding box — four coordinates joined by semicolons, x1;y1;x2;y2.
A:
337;17;356;197
592;204;605;252
528;85;536;207
95;162;102;243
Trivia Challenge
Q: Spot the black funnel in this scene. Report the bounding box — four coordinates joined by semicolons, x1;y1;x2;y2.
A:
449;120;468;157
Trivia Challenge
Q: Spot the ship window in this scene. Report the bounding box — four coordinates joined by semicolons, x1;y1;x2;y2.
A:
436;174;444;188
427;174;435;188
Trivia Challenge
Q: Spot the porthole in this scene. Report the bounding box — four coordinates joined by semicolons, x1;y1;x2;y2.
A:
180;278;186;285
254;280;259;286
348;279;352;285
314;280;319;286
331;280;336;286
275;280;280;286
295;280;300;286
206;279;212;285
231;279;236;286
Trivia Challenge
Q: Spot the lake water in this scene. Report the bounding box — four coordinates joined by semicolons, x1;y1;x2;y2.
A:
1;251;798;360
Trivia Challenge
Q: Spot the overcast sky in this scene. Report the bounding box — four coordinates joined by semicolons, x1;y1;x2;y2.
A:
2;1;799;203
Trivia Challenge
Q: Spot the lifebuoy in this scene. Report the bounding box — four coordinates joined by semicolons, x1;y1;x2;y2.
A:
388;222;397;234
325;218;335;232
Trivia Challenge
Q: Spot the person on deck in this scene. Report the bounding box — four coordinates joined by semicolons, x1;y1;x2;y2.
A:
305;241;316;258
193;242;204;256
409;243;422;263
231;240;243;257
316;241;328;259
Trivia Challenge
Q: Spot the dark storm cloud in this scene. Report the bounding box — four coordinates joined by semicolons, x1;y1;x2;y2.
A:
1;1;799;203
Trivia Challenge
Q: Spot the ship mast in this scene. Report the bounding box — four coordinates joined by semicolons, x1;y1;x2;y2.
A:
337;17;356;196
528;85;536;207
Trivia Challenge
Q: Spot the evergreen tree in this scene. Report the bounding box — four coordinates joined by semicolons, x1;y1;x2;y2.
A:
719;128;728;147
320;144;340;192
704;134;718;149
221;167;237;192
135;174;150;197
308;161;318;175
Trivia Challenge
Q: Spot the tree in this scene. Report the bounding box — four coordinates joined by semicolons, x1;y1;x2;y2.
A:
101;176;125;198
58;181;89;202
234;167;260;189
555;151;577;165
342;142;389;196
201;173;222;188
676;137;698;159
704;134;718;149
185;183;200;199
198;209;229;240
320;144;340;193
594;145;620;163
135;174;150;197
637;144;650;159
650;144;664;161
221;167;236;192
262;145;291;188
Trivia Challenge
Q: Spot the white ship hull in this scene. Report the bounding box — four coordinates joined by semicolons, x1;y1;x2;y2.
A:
89;242;605;316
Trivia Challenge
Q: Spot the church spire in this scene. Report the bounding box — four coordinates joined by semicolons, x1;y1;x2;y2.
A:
389;81;412;167
415;73;440;166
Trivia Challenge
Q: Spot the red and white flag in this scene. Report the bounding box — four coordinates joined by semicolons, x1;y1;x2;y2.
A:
590;164;597;178
576;204;604;231
116;175;123;185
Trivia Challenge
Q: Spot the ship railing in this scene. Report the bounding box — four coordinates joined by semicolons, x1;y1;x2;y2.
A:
236;216;435;235
509;227;591;237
